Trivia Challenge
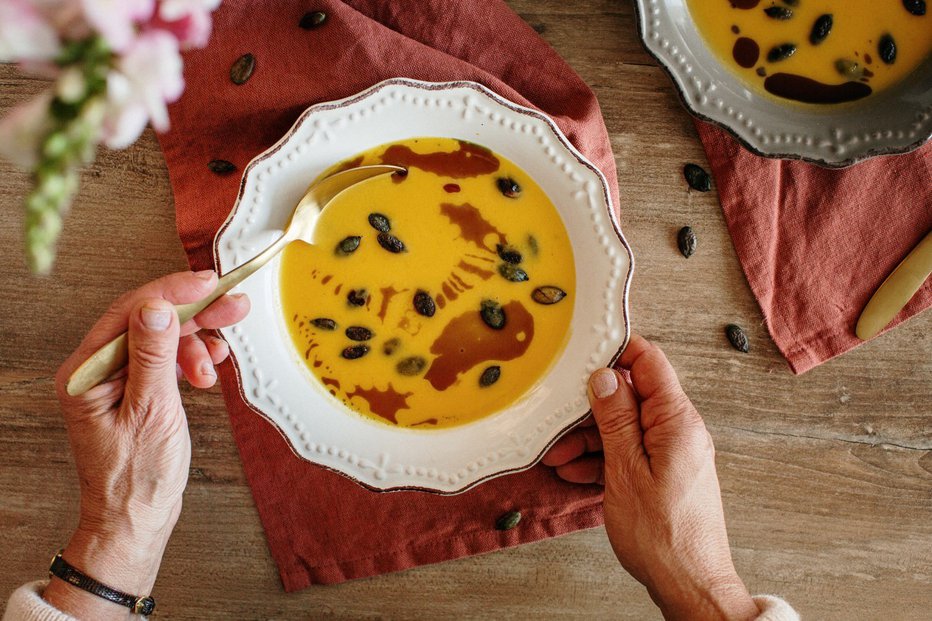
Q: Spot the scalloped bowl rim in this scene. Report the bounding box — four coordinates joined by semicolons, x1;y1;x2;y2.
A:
212;78;634;494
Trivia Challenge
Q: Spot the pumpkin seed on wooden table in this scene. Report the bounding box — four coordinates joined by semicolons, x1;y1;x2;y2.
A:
499;263;529;282
479;366;501;387
377;231;406;253
531;286;566;305
298;10;327;29
683;163;712;192
809;14;833;45
480;300;506;330
726;324;750;353
341;344;369;360
396;356;427;376
677;226;697;258
368;212;391;232
336;235;361;255
207;159;237;175
345;326;373;341
413;290;436;317
495;510;521;531
230;53;255;85
310;317;337;331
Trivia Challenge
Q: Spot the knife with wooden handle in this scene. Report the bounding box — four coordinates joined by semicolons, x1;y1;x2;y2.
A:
856;230;932;341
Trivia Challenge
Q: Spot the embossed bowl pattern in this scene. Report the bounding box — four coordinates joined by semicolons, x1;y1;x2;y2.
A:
633;0;932;167
214;79;634;494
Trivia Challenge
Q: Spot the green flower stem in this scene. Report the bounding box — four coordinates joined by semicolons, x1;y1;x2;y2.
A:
25;36;110;274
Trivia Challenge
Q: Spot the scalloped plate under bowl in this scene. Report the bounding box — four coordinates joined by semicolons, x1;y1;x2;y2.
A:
633;0;932;167
213;79;633;494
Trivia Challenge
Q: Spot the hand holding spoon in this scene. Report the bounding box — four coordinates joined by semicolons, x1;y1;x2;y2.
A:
66;164;404;396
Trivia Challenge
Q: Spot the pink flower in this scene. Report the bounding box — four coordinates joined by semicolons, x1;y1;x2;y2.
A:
80;0;154;52
101;29;183;148
151;0;220;49
0;0;61;62
0;90;54;168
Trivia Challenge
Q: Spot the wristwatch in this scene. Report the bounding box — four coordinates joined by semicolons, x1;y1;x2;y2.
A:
49;551;156;616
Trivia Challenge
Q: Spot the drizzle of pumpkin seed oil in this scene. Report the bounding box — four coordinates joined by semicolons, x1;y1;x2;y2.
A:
279;137;575;429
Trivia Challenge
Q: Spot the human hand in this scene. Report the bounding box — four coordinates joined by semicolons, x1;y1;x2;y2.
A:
543;335;759;621
44;270;249;620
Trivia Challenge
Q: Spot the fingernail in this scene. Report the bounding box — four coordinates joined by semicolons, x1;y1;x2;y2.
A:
200;361;216;378
141;305;172;331
590;369;618;399
230;293;248;301
195;270;215;281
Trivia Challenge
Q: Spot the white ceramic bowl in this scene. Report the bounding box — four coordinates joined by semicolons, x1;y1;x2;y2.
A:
633;0;932;167
214;79;633;494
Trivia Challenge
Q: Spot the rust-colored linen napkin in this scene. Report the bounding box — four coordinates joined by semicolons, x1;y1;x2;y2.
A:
158;0;614;590
696;123;931;374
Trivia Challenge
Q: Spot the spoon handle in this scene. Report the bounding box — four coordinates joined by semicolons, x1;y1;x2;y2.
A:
65;231;293;397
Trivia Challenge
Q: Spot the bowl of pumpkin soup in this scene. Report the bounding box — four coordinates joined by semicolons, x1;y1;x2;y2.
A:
633;0;932;166
213;79;633;493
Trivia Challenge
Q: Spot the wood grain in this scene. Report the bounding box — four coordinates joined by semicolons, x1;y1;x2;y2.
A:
1;1;930;619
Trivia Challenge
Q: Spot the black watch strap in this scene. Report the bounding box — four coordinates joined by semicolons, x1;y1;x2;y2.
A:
49;552;156;616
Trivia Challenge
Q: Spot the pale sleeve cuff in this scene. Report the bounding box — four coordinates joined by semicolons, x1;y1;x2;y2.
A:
753;594;800;621
2;581;77;621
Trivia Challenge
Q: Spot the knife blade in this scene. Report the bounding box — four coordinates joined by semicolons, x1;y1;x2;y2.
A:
856;229;932;341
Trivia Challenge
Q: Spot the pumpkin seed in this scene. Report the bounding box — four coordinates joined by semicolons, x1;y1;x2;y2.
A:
527;235;539;255
496;244;523;265
207;159;236;175
383;337;401;356
531;286;567;305
683;163;712;192
480;300;506;330
879;34;897;64
479;365;501;387
336;235;361;256
677;226;697;259
499;263;529;282
834;59;864;79
298;10;327;29
903;0;926;16
368;212;391;232
341;344;369;360
809;14;833;45
495;510;521;531
496;177;522;198
413;290;436;317
347;288;368;307
377;231;406;253
767;43;797;62
230;53;255;85
725;324;750;353
396;356;427;376
310;317;336;331
345;326;373;341
764;6;793;19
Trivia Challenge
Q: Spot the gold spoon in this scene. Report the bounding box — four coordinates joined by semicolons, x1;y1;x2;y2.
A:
66;164;404;397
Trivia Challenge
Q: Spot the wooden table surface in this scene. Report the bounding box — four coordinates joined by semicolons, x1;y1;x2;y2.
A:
1;1;930;619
